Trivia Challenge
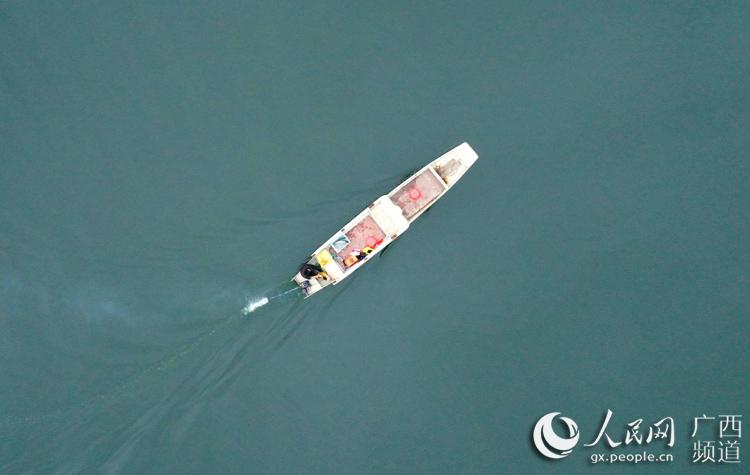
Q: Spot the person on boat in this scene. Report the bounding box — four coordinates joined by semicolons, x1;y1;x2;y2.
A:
343;249;367;267
300;263;330;281
300;263;319;278
300;263;322;278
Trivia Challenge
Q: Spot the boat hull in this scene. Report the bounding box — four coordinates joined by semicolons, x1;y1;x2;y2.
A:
292;142;478;297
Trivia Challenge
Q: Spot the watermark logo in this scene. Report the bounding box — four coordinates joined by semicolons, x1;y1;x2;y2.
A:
532;412;580;459
531;409;743;466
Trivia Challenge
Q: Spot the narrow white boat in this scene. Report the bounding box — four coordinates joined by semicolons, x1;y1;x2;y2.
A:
292;142;479;297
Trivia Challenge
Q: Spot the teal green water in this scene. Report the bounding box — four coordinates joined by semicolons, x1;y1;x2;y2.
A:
1;2;748;473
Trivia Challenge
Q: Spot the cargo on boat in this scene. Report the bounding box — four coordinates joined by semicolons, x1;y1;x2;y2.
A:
292;143;479;297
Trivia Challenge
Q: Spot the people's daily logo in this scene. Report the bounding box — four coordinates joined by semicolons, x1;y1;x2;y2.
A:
531;409;742;466
532;412;580;459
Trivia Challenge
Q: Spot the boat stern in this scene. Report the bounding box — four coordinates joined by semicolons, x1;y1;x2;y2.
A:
292;249;344;297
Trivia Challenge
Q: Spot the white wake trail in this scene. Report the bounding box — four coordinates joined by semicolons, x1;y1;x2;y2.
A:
242;297;269;314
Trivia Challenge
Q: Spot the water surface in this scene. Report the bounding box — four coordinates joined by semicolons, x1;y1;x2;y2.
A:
1;2;748;473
